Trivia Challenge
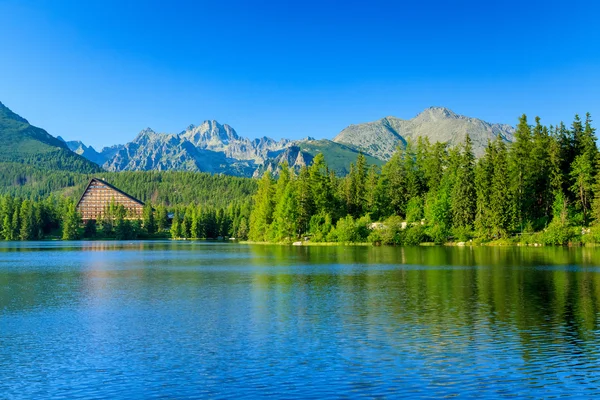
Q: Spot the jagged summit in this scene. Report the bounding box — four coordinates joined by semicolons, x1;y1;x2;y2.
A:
333;107;515;159
417;106;460;120
42;105;517;177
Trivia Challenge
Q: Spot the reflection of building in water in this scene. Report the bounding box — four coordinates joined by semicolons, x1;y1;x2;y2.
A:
76;178;144;221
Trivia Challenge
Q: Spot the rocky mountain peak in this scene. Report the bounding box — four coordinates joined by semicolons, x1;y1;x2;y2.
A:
416;106;460;121
333;106;515;159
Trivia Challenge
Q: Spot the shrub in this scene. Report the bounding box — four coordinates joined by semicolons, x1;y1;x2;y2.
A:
404;224;426;246
380;216;405;245
451;225;472;242
427;223;449;244
541;221;576;245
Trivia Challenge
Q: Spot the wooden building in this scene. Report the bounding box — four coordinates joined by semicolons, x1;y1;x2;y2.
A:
76;178;144;221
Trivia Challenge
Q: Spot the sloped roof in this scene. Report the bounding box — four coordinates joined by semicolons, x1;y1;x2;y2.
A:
76;177;145;209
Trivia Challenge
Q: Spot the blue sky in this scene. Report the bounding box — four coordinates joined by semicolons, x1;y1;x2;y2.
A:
1;0;599;149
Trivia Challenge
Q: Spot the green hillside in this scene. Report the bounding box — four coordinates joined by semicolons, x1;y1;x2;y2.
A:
0;163;257;207
0;101;100;173
298;139;384;175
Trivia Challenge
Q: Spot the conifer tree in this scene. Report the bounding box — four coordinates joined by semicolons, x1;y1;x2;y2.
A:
489;138;511;237
19;200;34;241
509;114;534;231
570;114;597;225
296;166;314;234
270;177;299;242
156;205;168;232
530;117;551;224
248;172;275;241
379;149;404;217
309;153;333;215
62;203;80;240
451;135;476;232
474;140;495;238
170;211;181;239
142;202;156;234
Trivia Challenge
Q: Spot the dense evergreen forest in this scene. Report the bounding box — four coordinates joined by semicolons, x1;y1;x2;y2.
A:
0;168;256;207
1;113;599;246
247;113;600;245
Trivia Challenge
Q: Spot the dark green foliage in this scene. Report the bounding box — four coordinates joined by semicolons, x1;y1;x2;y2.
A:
0;166;257;208
143;203;156;234
83;219;97;238
0;102;100;173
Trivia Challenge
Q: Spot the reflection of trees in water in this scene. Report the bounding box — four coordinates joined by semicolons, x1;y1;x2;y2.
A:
246;245;600;355
2;244;599;362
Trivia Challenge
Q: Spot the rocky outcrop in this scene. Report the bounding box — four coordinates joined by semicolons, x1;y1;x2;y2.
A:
61;138;108;166
333;107;515;159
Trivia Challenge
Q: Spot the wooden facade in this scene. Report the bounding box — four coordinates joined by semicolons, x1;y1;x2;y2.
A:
76;178;144;221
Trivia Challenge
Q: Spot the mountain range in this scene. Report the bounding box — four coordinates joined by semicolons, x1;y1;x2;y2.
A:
1;101;516;178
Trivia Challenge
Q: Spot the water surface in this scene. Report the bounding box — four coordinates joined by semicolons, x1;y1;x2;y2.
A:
1;241;600;398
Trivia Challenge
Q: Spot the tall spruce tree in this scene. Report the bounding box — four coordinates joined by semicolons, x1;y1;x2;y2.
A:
489;138;511;237
451;135;476;232
248;171;275;241
509;114;534;231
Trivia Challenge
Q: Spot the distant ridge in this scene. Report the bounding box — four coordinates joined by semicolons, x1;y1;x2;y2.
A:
333;107;515;159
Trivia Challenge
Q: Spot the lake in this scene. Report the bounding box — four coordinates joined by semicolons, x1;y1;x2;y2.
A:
1;241;600;398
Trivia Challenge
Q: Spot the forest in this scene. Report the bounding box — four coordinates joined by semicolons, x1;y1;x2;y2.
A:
1;113;599;246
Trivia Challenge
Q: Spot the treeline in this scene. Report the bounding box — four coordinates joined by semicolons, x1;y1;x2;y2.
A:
249;113;600;245
0;167;257;208
0;193;251;241
0;150;102;174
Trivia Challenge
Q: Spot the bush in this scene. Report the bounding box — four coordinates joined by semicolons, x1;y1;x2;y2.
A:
380;216;405;245
309;213;333;242
452;225;472;242
404;224;426;246
427;223;449;244
583;225;600;244
355;215;372;242
368;230;383;245
541;221;577;245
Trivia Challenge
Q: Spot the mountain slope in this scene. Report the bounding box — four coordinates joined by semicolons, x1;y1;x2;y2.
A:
256;139;384;177
60;137;108;166
333;107;515;159
0;101;100;173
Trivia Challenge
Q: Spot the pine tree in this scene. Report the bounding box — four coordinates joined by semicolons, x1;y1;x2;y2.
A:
570;114;597;225
474;140;496;238
270;178;299;242
570;152;595;225
190;206;200;239
296;166;314;234
62;203;80;240
170;211;181;239
142;202;156;234
248;172;275;241
19;200;34;241
379;148;405;217
309;153;334;215
364;165;380;218
156;205;168;232
488;138;511;237
508;114;534;231
451;135;476;232
530;117;552;225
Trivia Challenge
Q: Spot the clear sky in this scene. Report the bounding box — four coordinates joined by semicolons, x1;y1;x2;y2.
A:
1;0;599;150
